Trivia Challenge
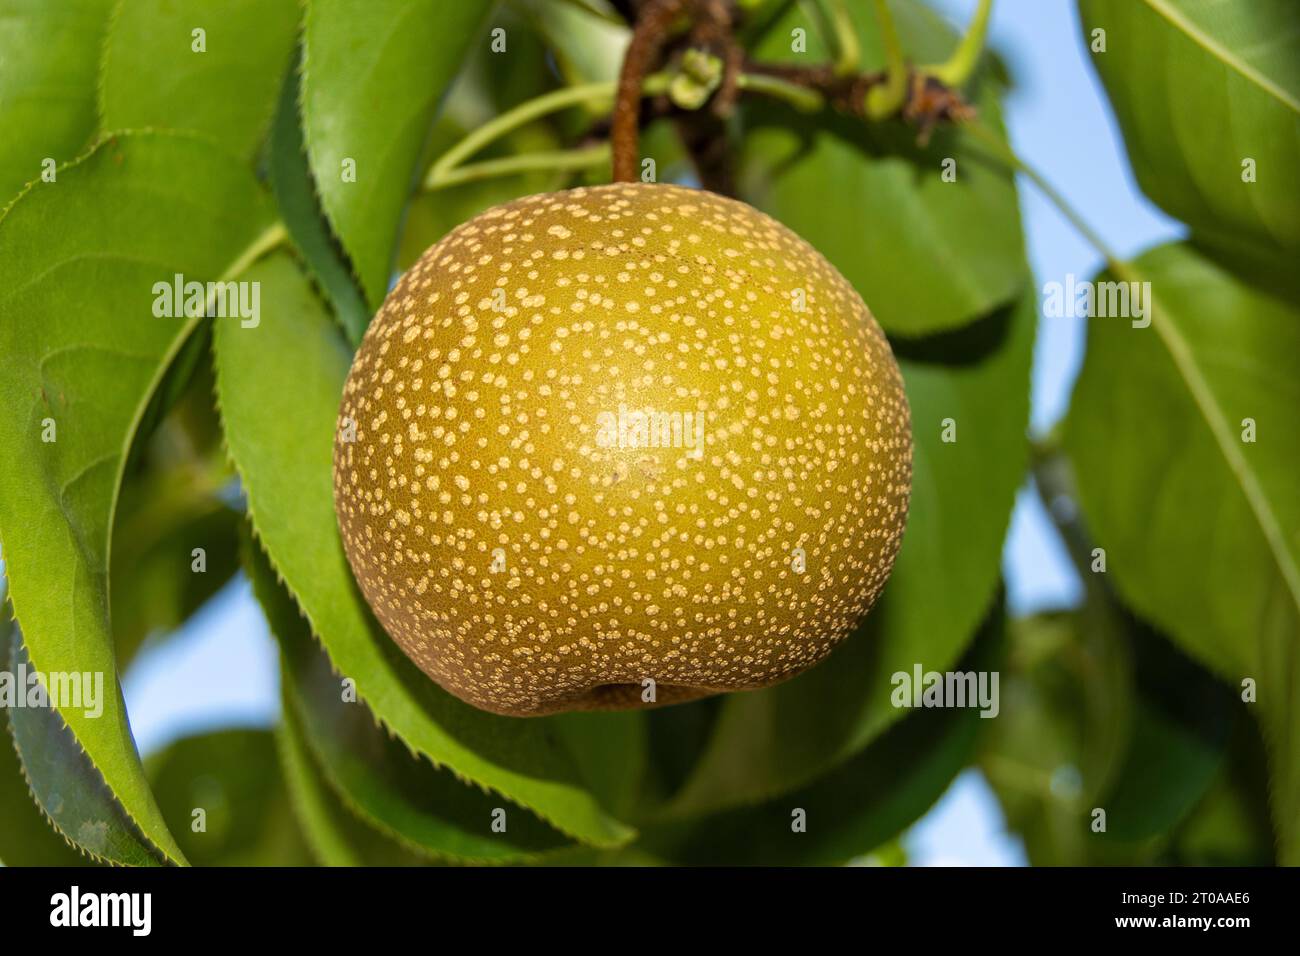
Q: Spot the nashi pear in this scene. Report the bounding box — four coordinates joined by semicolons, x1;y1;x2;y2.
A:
333;183;911;716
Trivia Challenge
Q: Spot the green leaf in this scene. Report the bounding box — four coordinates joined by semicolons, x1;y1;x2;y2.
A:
739;0;1025;336
0;601;91;866
111;348;240;664
301;0;493;308
395;12;572;274
0;0;114;207
1101;618;1235;844
0;723;92;866
657;706;978;864
398;146;557;272
1167;718;1276;865
4;626;164;865
1079;0;1300;262
146;728;314;866
981;607;1235;863
99;0;299;162
268;48;371;347
245;535;575;862
651;611;1002;865
452;2;572;116
110;466;240;666
638;698;723;811
1102;702;1225;842
275;688;430;866
981;611;1126;865
397;113;574;273
211;252;637;848
515;0;628;85
0;130;278;866
667;288;1034;815
1064;241;1300;862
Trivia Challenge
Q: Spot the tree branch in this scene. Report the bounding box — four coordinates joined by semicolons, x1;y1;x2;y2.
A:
612;0;687;181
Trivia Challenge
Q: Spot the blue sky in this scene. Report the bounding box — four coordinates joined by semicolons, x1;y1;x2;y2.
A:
114;0;1187;865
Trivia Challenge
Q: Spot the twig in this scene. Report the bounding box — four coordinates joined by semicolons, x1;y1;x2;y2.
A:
613;0;687;181
424;74;670;191
736;72;825;112
426;0;983;193
825;0;861;76
427;82;615;185
865;0;908;119
425;146;612;191
926;0;993;87
744;60;878;116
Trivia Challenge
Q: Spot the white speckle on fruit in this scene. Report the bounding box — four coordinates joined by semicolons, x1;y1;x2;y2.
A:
333;183;911;717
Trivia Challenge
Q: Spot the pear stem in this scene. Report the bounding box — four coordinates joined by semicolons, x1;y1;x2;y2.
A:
612;0;688;182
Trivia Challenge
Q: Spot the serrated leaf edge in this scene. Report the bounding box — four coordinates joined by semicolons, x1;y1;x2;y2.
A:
2;607;167;867
208;325;634;849
0;128;286;865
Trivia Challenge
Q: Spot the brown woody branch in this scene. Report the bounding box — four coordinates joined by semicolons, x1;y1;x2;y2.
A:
610;0;977;186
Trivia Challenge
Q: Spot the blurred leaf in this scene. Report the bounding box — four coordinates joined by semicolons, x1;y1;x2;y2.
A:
110;467;240;666
659;708;975;864
1102;702;1224;841
980;604;1132;854
268;49;371;346
448;2;564;120
739;0;1024;336
1167;717;1276;865
4;627;164;865
638;697;723;811
99;0;299;162
395;8;572;271
127;337;231;472
212;252;638;849
246;536;575;862
396;8;685;269
981;616;1126;865
123;317;217;477
982;607;1237;863
548;709;648;825
276;689;429;866
0;601;91;866
112;350;239;665
1100;619;1236;842
398;124;560;273
0;131;277;866
0;0;113;207
667;289;1034;815
147;728;314;866
1064;242;1300;861
301;0;493;308
516;0;628;85
650;610;1002;865
737;0;801;46
1079;0;1300;263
